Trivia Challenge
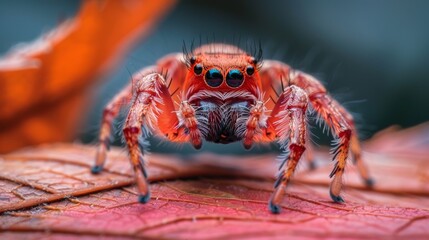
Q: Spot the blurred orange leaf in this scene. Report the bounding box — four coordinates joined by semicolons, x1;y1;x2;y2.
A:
0;124;429;239
0;0;176;153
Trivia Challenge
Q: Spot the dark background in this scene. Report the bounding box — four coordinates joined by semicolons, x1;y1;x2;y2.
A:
1;0;428;153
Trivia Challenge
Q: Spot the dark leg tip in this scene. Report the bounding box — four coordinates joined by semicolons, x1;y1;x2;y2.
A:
365;178;375;188
268;201;282;214
193;143;202;150
308;161;317;171
138;192;151;204
330;192;345;203
243;143;253;150
91;165;103;174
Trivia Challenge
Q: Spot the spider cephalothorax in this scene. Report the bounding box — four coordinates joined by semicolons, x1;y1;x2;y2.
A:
181;44;266;147
92;43;373;214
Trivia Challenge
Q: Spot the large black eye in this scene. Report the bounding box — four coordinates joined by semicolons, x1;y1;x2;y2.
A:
193;64;203;75
246;66;255;76
226;69;244;88
204;68;223;87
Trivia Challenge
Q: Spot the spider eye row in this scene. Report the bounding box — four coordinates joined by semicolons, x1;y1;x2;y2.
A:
192;63;255;88
201;68;250;88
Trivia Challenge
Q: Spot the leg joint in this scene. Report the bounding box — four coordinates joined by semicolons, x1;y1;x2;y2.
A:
339;129;352;139
135;73;167;92
123;126;141;138
289;143;306;157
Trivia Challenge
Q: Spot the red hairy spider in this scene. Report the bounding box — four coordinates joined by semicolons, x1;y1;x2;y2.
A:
92;43;373;214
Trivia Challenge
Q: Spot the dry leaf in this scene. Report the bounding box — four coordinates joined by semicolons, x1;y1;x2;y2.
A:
0;0;176;153
0;124;429;239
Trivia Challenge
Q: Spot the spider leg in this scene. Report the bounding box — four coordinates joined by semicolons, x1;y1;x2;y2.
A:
320;84;372;186
93;53;186;173
93;54;191;204
92;83;132;173
123;72;181;203
266;85;308;214
242;101;266;149
309;92;351;202
305;130;317;170
292;70;374;201
260;61;373;196
351;134;374;186
177;100;203;149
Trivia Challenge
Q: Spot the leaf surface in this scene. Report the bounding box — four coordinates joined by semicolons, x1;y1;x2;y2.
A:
1;124;429;239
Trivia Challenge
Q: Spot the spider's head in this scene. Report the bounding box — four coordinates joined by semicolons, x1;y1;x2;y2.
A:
183;43;262;101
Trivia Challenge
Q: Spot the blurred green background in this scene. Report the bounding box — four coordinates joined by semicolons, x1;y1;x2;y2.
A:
1;0;428;153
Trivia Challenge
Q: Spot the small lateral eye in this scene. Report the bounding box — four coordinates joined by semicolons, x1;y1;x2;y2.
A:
190;56;196;65
193;64;203;75
246;66;255;76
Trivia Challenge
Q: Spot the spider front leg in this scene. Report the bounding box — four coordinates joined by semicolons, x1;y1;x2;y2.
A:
92;53;186;174
242;101;266;149
122;72;181;203
92;67;171;173
177;100;203;149
267;85;309;213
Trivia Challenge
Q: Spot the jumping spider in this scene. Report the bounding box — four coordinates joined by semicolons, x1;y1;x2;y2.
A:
92;43;373;213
